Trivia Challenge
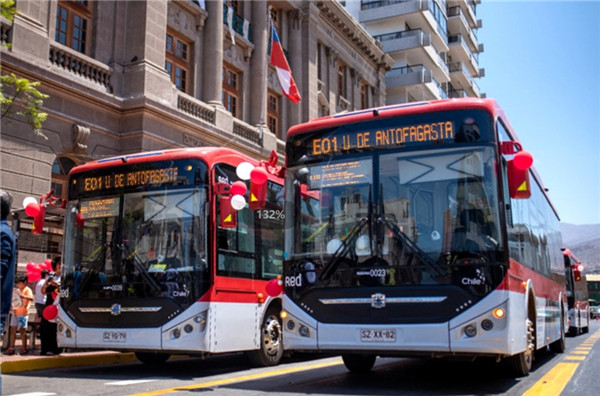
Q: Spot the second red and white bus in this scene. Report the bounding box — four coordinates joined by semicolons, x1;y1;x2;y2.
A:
57;147;285;365
280;98;567;376
563;249;590;336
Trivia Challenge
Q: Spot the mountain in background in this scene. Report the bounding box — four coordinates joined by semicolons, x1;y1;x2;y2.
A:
560;223;600;273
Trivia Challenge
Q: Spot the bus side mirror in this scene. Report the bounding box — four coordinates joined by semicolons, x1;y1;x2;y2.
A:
573;264;583;282
248;167;268;210
219;196;237;228
507;150;533;200
507;159;531;199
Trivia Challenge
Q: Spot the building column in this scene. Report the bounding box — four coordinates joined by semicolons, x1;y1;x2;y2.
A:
249;1;268;127
287;10;303;128
203;0;223;106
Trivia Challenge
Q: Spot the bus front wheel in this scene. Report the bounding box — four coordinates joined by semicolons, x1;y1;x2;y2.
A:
246;308;283;367
507;318;534;376
342;354;376;372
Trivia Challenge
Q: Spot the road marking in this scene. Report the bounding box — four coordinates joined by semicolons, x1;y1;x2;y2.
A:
106;379;158;386
570;350;589;354
564;355;586;361
522;328;600;395
521;362;579;396
125;358;344;396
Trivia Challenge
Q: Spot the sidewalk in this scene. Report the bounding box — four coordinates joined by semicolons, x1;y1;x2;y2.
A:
1;334;137;373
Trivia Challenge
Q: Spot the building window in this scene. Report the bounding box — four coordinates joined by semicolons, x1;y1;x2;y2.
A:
51;156;78;200
267;91;280;138
223;64;239;117
360;82;369;109
269;3;281;32
165;30;191;93
55;1;91;54
338;62;347;99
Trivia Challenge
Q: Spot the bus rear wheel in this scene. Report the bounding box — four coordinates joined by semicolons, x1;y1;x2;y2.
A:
342;354;376;372
135;352;170;365
246;308;283;367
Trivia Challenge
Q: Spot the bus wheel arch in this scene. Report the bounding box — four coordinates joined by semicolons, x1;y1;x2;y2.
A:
245;301;283;367
506;288;536;376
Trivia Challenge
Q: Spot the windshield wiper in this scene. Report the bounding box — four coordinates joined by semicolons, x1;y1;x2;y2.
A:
77;241;111;295
378;217;446;277
319;217;369;281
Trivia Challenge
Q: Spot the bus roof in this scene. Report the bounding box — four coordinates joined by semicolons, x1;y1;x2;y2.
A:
287;98;508;137
69;147;265;176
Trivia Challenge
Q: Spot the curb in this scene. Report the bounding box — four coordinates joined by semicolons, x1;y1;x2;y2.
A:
1;352;138;373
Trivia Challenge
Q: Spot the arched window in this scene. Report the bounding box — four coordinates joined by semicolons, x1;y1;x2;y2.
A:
51;156;77;200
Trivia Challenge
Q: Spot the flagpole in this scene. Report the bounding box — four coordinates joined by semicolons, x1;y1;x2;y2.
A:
260;7;272;142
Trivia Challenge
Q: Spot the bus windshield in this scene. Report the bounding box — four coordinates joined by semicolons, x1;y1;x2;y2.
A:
288;145;503;290
63;186;209;310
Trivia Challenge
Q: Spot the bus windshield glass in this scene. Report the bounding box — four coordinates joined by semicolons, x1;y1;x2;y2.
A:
286;111;504;292
62;160;209;311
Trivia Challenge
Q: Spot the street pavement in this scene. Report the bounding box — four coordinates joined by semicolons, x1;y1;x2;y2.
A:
1;335;137;373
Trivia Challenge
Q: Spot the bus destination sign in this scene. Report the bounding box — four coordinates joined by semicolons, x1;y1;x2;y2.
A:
311;121;455;156
75;167;179;193
80;197;119;219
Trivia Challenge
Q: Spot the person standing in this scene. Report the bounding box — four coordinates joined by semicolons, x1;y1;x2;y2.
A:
40;256;61;355
35;269;49;317
1;189;16;394
1;189;16;336
6;274;33;355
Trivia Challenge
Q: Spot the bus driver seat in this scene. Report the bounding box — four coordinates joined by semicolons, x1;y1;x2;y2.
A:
451;208;489;253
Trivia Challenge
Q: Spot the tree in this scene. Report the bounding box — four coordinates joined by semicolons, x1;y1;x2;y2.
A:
0;0;49;139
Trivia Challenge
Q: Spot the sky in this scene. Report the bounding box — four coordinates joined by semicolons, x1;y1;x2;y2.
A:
476;1;600;225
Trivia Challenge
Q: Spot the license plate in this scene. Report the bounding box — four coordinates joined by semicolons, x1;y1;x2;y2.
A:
360;329;396;343
103;331;127;343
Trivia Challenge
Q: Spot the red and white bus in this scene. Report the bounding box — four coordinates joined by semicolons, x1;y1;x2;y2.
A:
58;147;285;366
563;249;590;336
280;98;567;376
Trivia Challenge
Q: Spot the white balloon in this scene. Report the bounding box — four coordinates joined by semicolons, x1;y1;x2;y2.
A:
236;162;254;180
231;194;247;210
23;196;37;208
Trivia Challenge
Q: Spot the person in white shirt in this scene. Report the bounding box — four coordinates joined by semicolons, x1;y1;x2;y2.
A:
35;269;49;318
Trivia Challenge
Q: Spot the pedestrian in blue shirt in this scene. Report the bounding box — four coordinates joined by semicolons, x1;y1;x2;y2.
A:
1;189;16;334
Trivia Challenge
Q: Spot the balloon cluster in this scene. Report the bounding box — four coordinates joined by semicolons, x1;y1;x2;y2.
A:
231;162;268;211
26;259;53;282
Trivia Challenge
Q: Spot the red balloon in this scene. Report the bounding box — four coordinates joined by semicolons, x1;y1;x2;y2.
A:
27;270;41;282
25;203;41;217
26;262;35;271
43;305;58;321
513;151;533;171
230;181;247;196
250;167;268;185
43;259;53;271
265;278;284;297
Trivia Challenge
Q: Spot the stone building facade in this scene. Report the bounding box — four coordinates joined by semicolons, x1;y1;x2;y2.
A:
0;0;393;262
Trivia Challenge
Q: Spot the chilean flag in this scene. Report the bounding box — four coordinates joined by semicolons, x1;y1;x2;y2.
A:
270;25;301;104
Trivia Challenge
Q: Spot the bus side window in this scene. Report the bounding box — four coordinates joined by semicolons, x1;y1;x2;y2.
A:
217;204;256;278
258;181;284;279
